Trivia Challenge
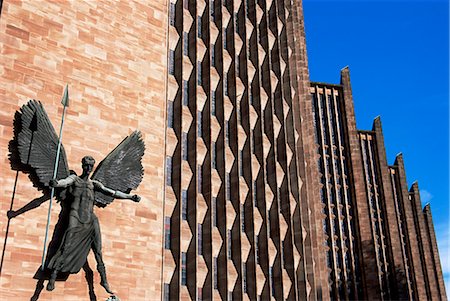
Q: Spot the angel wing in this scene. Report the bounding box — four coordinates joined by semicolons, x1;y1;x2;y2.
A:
91;131;145;207
9;100;70;191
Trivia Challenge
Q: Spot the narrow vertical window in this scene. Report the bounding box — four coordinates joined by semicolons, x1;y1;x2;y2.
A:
223;28;227;49
322;218;327;234
225;120;230;145
224;73;228;96
241;204;245;232
270;266;274;296
328;94;336;145
234;12;238;31
211;90;216;116
197;61;202;86
326;250;332;268
182;132;188;160
243;263;247;293
164;216;171;249
212;142;217;169
237;106;241;125
211;45;215;67
210;0;215;19
197;111;202;137
226;172;231;201
227;229;232;259
214;256;218;289
197;16;202;38
183;80;189;106
228;291;233;301
255;235;259;263
311;93;319;144
198;164;202;193
164;283;170;301
245;0;250;18
167;100;174;128
239;150;243;177
169;49;175;75
181;252;187;285
253;181;257;207
198;223;203;255
166;156;172;186
183;0;189;9
212;196;217;227
249;91;253;105
182;189;187;220
252;131;256;153
169;2;176;27
320;94;328;145
184;32;189;56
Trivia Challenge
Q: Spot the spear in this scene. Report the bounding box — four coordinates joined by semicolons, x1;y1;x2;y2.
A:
41;84;70;270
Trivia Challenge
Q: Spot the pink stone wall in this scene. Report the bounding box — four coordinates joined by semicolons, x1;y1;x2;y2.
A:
0;1;168;300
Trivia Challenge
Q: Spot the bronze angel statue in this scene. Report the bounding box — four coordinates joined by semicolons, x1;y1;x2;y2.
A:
9;99;145;296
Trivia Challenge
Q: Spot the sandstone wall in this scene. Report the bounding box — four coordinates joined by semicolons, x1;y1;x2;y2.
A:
0;1;168;300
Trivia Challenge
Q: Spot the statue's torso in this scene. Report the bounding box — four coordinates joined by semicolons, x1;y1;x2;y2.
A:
70;177;95;223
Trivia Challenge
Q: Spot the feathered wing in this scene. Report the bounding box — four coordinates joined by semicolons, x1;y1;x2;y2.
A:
10;100;70;191
91;131;145;207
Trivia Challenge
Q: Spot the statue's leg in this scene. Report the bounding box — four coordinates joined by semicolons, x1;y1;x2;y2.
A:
46;217;77;292
92;218;113;294
30;279;44;301
83;261;97;301
46;268;59;291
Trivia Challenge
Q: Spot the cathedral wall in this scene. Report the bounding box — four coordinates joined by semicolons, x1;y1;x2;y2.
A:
0;1;168;300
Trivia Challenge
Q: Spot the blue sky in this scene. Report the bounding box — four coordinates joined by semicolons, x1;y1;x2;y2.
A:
303;0;449;292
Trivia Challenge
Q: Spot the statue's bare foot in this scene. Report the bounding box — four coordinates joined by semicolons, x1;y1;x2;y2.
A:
46;280;55;291
100;280;114;294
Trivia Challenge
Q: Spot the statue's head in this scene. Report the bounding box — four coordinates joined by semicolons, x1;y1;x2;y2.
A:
81;156;95;175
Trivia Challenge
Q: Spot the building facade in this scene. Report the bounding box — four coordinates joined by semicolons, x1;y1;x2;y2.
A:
0;1;446;301
309;73;447;301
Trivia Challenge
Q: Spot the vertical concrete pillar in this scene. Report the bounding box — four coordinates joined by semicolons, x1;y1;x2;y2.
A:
409;182;437;300
340;67;380;300
394;154;427;300
288;0;323;299
423;204;447;300
372;117;409;299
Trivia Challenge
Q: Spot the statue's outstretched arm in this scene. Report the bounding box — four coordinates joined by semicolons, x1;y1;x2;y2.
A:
7;193;50;219
93;180;141;202
49;175;76;188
